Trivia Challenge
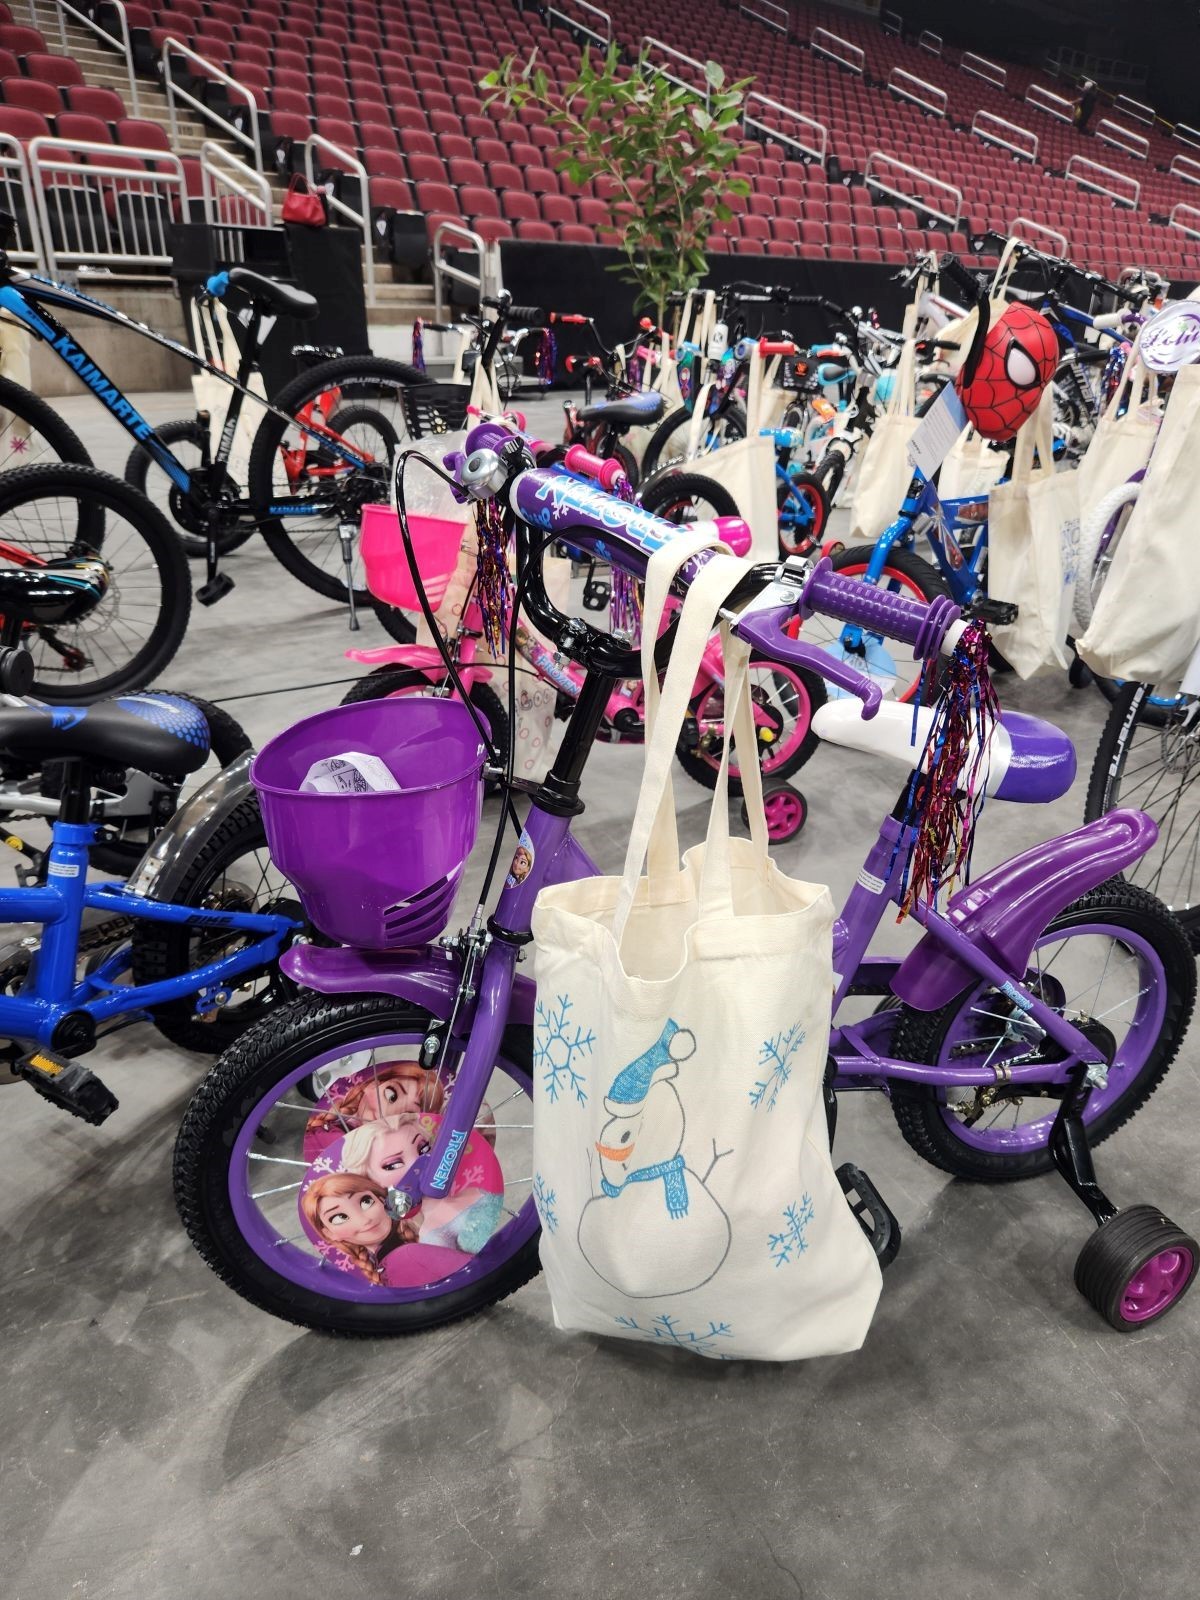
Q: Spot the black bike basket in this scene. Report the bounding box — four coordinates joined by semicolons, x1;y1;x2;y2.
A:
401;382;471;438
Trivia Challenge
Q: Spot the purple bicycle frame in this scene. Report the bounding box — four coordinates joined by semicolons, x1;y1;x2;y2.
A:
282;447;1163;1213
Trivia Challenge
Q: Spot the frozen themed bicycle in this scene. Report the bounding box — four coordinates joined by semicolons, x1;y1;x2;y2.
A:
173;420;1196;1339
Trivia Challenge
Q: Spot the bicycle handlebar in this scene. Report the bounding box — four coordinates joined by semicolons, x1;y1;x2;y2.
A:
563;443;629;491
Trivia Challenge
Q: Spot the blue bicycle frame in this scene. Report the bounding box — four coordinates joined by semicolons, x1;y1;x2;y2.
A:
0;816;298;1047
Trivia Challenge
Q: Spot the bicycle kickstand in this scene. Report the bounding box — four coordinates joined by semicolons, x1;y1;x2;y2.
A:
197;513;234;607
339;519;360;631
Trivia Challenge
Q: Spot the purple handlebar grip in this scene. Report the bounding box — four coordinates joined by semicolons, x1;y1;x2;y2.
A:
735;604;883;720
800;557;961;659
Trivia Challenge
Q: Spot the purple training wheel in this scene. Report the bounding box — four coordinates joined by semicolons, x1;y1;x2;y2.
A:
1121;1246;1195;1324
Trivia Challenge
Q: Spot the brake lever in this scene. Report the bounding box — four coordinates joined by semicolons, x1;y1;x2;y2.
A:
731;598;883;720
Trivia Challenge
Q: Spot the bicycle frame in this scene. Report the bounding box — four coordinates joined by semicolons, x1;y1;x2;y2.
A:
851;470;989;612
0;815;297;1047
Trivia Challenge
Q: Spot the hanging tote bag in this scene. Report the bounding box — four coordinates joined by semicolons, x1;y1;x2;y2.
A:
937;425;1009;500
1077;361;1200;687
1074;341;1160;517
987;385;1079;677
849;301;920;542
530;537;882;1361
682;345;780;560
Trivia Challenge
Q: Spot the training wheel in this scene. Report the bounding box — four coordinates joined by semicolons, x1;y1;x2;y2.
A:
745;783;807;844
1074;1205;1198;1331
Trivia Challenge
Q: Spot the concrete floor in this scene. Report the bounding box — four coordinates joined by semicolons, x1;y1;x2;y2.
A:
2;390;1198;1600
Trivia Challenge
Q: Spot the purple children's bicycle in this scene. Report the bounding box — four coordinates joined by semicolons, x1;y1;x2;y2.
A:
174;420;1198;1340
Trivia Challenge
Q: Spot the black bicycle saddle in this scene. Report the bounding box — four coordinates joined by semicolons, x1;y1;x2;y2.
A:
579;391;666;427
0;694;211;778
226;267;319;322
0;559;109;626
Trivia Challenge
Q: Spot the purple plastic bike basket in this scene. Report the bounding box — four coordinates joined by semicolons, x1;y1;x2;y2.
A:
252;698;485;949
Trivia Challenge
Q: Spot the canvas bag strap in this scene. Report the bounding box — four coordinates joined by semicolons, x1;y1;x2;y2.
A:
1101;335;1157;422
743;341;766;435
693;624;769;922
1008;384;1055;487
612;549;750;948
886;301;920;421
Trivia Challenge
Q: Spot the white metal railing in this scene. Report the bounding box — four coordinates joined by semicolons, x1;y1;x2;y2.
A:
641;37;709;103
1044;47;1148;89
1169;203;1200;239
917;30;941;55
1010;216;1069;258
739;0;787;35
743;93;827;164
811;28;864;74
432;220;501;322
864;151;962;227
303;134;375;306
971;110;1038;162
881;10;902;35
0;133;41;267
961;52;1006;90
547;0;611;49
1065;154;1140;209
201;140;272;228
1025;83;1075;124
54;0;140;117
162;39;263;175
29;137;183;276
1176;124;1200;150
1096;118;1149;161
1170;153;1200;187
887;69;946;117
1114;94;1154;126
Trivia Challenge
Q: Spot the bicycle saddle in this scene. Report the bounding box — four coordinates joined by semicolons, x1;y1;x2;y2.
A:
0;560;109;626
579;391;666;427
0;694;211;779
226;267;319;322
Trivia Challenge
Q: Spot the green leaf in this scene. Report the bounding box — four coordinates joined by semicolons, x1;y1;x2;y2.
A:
703;60;725;89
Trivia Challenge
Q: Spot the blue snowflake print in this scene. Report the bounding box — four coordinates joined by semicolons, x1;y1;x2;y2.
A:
532;1173;559;1234
769;1195;815;1267
534;994;594;1106
751;1022;807;1112
615;1313;735;1359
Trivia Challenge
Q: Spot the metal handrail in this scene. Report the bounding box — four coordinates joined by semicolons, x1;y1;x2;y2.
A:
1010;216;1069;258
864;151;961;227
0;131;42;268
887;69;946;117
1114;94;1154;126
810;28;864;75
881;10;902;36
641;37;710;104
1065;154;1140;209
971;111;1038;162
1096;118;1148;161
162;38;263;174
29;136;183;277
739;0;787;35
1176;124;1200;150
961;52;1006;89
546;0;611;49
201;140;272;225
54;0;139;117
743;93;826;164
917;30;942;55
1169;203;1200;239
303;133;376;306
1025;83;1075;124
433;220;488;321
1170;153;1200;187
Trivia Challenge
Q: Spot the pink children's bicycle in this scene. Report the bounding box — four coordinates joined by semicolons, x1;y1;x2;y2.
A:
341;455;824;842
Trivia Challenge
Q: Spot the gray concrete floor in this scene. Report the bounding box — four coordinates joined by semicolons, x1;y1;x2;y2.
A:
2;390;1198;1600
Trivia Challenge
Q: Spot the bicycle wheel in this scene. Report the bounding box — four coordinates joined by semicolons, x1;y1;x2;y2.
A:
173;994;539;1334
0;375;94;473
890;881;1195;1180
130;795;301;1054
1073;477;1141;634
637;470;738;523
123;418;255;560
1085;682;1200;944
247;355;427;604
640;401;746;478
796;544;950;705
676;655;826;795
776;470;829;557
340;666;510;792
0;463;191;702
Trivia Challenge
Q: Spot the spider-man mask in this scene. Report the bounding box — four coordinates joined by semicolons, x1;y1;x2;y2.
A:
955;303;1059;441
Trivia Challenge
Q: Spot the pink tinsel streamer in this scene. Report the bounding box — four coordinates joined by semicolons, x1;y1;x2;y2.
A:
411;318;426;374
473;496;512;659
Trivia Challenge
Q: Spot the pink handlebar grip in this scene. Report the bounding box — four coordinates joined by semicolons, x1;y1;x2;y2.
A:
563;443;628;492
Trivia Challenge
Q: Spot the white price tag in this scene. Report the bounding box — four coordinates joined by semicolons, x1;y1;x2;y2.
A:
907;383;968;480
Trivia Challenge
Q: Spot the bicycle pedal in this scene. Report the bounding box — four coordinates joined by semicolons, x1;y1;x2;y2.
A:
837;1161;902;1268
196;573;235;607
968;596;1018;627
17;1049;118;1126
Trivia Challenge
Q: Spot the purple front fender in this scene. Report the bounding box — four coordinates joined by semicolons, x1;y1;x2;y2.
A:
891;808;1159;1012
280;944;537;1027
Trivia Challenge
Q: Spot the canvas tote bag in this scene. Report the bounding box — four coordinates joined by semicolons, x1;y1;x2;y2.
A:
849;300;920;541
987;384;1079;677
938;425;1008;500
1077;361;1200;686
683;344;780;560
1074;341;1160;517
530;535;882;1361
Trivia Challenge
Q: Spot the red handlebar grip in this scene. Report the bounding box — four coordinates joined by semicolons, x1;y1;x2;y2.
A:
563;443;627;492
565;354;579;373
554;314;589;324
759;338;797;357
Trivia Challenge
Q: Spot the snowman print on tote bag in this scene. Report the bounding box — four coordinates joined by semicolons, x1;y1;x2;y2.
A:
578;1020;732;1298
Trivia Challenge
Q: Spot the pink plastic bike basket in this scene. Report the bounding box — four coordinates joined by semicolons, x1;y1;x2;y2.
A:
252;698;485;949
360;504;466;610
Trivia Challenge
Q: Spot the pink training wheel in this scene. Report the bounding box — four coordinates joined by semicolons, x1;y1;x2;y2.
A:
1074;1205;1199;1331
743;783;807;845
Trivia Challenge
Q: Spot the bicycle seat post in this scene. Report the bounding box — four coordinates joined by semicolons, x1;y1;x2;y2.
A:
54;757;91;826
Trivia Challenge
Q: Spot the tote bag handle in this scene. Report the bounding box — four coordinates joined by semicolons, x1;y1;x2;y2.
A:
1007;384;1056;488
1099;337;1158;423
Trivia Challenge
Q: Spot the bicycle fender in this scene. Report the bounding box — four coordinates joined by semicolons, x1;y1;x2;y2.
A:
279;942;537;1027
124;751;256;903
891;808;1159;1012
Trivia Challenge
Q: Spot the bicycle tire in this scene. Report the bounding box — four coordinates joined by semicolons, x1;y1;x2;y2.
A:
675;653;826;795
1073;477;1141;634
248;355;428;604
0;462;191;702
123;417;255;560
640;401;746;478
637;470;739;521
0;373;93;474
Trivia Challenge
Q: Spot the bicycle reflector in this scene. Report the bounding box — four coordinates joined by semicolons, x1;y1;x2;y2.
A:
955;302;1058;441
